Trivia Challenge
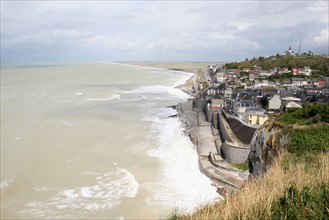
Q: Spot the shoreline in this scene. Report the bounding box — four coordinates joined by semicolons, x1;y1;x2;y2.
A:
120;61;213;73
173;73;249;196
121;61;249;195
174;74;195;97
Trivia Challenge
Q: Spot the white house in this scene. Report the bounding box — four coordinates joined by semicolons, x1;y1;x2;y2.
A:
268;94;281;111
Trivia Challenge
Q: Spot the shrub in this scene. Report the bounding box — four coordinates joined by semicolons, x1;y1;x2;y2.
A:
278;104;329;125
281;124;329;156
271;183;329;220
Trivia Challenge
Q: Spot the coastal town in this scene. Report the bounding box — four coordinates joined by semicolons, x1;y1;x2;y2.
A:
177;49;329;194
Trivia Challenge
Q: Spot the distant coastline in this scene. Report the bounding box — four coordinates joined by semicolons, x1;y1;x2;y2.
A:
121;61;216;73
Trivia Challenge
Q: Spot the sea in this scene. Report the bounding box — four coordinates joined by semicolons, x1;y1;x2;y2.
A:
0;62;219;219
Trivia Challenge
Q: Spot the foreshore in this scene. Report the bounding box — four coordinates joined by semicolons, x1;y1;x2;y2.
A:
125;61;249;194
174;72;249;195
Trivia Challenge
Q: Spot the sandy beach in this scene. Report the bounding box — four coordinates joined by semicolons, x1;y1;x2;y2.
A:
122;61;213;73
123;61;202;96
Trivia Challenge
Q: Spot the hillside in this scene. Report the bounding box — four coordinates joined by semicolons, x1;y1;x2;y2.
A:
224;55;329;76
171;104;329;219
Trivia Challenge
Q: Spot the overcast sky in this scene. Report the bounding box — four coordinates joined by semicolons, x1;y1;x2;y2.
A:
1;1;328;62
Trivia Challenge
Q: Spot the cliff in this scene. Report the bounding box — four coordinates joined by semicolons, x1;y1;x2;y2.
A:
248;120;283;177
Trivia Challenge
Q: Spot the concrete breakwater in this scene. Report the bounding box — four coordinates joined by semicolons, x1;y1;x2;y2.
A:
176;99;249;192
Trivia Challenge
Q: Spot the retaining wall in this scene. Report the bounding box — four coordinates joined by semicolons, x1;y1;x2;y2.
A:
221;141;251;163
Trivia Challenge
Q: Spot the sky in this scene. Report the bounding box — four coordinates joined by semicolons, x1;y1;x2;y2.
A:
1;0;328;62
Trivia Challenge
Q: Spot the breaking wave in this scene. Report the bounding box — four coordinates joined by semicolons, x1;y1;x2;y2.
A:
18;168;139;219
145;108;219;214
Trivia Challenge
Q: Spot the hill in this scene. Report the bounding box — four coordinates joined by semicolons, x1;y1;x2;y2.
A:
224;55;329;76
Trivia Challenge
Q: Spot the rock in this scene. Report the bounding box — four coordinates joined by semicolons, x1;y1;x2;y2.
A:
248;120;282;177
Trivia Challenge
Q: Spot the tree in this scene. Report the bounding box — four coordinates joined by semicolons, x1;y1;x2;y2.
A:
260;96;269;109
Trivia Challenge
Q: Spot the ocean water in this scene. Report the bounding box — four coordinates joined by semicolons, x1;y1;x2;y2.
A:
0;62;219;219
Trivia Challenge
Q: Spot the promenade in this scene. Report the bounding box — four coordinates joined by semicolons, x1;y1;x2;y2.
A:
178;100;249;192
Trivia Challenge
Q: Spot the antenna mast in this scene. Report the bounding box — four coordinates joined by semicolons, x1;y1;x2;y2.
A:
298;37;302;54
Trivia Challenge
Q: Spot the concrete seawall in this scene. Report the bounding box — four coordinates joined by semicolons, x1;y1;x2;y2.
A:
221;141;251;164
177;99;249;192
222;111;257;145
217;110;250;163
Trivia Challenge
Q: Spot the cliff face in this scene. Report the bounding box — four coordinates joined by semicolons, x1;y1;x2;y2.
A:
248;120;283;177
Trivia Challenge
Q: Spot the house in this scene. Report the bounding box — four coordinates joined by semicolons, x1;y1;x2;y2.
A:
281;67;290;74
259;70;272;77
224;87;233;100
243;68;251;73
284;46;295;55
248;70;255;81
281;97;303;108
236;91;253;101
256;86;278;96
245;107;269;125
278;88;294;97
318;79;326;88
292;78;307;87
206;83;226;97
210;98;226;111
273;67;281;75
233;100;256;116
217;72;227;83
292;68;299;75
305;88;323;102
285;101;302;110
268;94;281;111
303;66;312;76
254;80;270;88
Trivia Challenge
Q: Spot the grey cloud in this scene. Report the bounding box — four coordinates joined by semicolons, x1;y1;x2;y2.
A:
1;1;328;62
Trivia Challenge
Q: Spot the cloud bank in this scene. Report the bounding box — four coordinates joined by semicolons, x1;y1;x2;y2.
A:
1;1;328;62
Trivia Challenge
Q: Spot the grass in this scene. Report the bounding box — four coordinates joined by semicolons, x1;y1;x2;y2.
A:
171;152;329;220
232;160;249;171
277;104;329;125
168;104;329;220
280;123;329;155
271;183;329;219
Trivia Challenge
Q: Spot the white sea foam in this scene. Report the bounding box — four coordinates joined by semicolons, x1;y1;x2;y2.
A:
61;121;75;126
172;72;194;88
86;94;121;101
19;168;139;218
1;179;13;190
127;85;189;100
145;109;220;214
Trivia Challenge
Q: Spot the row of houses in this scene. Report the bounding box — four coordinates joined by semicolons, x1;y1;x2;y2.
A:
217;66;318;84
201;66;329;127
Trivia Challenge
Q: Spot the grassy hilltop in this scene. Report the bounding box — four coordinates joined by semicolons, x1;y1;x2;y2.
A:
170;104;329;220
224;54;329;77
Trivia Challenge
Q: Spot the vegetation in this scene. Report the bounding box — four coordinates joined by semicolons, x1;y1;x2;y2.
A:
271;183;329;219
224;55;329;77
267;72;307;82
278;103;329;125
170;152;329;220
170;104;329;220
260;96;269;109
281;124;329;156
232;160;249;171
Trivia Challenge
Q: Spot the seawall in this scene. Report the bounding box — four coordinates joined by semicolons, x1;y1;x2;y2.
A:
177;99;249;192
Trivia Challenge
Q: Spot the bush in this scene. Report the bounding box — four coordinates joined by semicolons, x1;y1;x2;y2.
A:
271;183;329;220
281;124;329;155
278;104;329;125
